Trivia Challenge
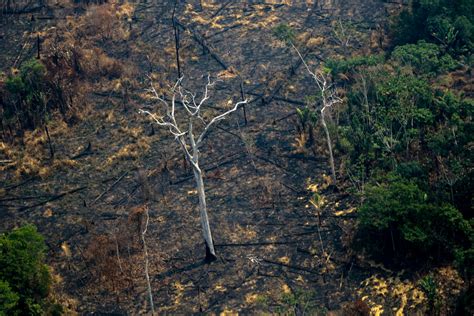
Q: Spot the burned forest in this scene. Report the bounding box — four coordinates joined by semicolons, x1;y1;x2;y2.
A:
0;0;473;315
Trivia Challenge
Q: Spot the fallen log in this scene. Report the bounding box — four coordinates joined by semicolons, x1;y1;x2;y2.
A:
0;194;53;202
1;4;44;15
254;155;300;176
2;178;35;192
18;186;87;212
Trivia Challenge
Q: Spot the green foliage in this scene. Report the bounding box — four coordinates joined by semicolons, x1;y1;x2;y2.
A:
0;281;19;315
391;41;457;75
454;220;474;278
2;59;49;130
392;0;473;55
395;162;428;189
358;178;472;261
5;59;47;98
1;54;83;139
419;274;441;313
341;67;434;177
419;275;437;303
332;31;473;269
272;23;295;45
337;57;472;207
325;54;384;77
428;93;473;155
0;225;60;315
296;106;318;127
325;0;474;276
428;16;459;48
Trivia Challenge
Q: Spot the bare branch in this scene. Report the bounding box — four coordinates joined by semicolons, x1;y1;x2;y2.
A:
196;99;248;146
138;109;185;137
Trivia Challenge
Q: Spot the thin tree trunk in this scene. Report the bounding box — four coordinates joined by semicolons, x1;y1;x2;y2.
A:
192;165;217;262
141;208;155;314
240;80;247;125
172;3;181;80
321;109;336;183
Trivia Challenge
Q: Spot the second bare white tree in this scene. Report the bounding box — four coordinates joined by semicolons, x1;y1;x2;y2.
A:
293;44;342;184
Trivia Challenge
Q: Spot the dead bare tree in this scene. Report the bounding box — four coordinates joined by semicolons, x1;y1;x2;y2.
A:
292;45;342;184
140;75;248;262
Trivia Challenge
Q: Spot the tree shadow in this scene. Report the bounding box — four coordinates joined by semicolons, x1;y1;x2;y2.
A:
154;259;208;281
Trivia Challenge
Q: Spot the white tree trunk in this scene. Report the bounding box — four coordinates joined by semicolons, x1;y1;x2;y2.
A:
192;165;217;261
321;109;336;183
141;208;155;314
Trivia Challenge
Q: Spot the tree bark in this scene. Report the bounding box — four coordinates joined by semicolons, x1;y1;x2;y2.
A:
192;165;217;262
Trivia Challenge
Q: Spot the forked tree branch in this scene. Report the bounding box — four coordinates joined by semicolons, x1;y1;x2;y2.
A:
139;75;248;153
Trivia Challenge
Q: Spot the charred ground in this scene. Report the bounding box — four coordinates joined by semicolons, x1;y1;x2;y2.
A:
1;1;470;315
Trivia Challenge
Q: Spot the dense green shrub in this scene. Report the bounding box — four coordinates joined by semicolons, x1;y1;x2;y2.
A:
358;178;472;262
272;23;295;44
391;41;457;75
0;56;80;139
325;54;384;77
455;243;474;280
276;5;473;272
0;225;60;315
2;59;49;131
